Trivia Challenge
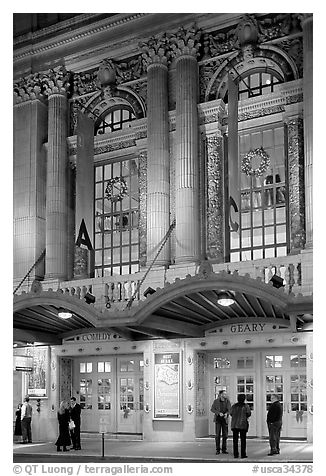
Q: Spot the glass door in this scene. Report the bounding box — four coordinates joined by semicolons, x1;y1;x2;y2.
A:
117;356;143;433
263;351;307;438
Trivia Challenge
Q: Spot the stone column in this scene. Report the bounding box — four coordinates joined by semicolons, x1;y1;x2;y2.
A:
43;67;71;280
301;14;313;247
141;38;171;266
13;75;48;287
171;26;201;263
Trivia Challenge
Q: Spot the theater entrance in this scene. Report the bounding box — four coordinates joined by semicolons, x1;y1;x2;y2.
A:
72;355;144;434
208;348;307;439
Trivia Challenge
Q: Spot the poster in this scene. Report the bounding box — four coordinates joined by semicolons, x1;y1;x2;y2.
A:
154;352;181;419
27;347;48;398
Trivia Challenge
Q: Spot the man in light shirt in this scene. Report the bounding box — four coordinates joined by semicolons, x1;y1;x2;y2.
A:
21;396;33;443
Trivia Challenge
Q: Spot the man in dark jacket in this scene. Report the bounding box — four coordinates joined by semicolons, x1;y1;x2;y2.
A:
211;390;231;455
267;394;283;455
70;397;82;450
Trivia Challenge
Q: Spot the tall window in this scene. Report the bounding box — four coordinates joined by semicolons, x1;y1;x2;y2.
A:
95;107;136;135
230;124;288;262
94;158;139;276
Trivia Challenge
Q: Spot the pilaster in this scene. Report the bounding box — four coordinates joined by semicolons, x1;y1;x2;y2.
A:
300;14;313;248
13;76;48;282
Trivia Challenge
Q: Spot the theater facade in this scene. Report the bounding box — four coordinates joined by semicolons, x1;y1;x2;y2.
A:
13;13;313;443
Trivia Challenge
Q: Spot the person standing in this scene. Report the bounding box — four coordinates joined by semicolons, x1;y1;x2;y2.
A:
267;394;283;455
55;401;71;452
230;394;251;459
211;389;231;455
14;404;22;440
69;396;82;450
21;397;32;443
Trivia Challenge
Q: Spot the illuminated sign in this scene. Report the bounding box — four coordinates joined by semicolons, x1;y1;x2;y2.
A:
154;352;181;420
14;355;33;372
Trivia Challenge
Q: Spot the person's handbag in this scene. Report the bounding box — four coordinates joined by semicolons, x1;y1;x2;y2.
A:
69;420;75;431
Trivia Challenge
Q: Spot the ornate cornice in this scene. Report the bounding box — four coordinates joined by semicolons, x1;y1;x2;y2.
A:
14;14;147;63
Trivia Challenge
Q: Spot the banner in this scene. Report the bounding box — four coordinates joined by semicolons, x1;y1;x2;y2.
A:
228;74;240;235
75;110;94;277
154;352;181;419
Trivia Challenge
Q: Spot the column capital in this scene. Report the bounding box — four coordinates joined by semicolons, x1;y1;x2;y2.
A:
140;35;171;69
42;66;72;98
14;73;46;105
299;13;313;28
170;24;201;61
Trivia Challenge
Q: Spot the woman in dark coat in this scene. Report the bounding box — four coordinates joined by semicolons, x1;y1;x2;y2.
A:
230;394;251;459
55;401;71;451
14;404;22;438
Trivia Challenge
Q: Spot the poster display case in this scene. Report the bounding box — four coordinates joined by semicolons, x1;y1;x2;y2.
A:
153;352;182;420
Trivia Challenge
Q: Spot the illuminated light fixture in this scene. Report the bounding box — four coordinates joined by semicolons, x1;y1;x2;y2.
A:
58;308;73;319
265;78;271;85
217;291;235;307
144;287;155;298
270;275;284;289
84;292;96;304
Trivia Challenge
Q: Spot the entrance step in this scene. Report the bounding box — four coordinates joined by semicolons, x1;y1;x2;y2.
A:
81;432;143;441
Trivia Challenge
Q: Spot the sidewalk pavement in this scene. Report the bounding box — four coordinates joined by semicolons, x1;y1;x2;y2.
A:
13;437;313;463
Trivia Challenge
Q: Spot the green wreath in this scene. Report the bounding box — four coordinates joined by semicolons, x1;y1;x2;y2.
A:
241;147;270;177
105;176;128;202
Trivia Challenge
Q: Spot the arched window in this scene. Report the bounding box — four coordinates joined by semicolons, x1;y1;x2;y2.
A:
95;107;136;136
227;69;288;262
225;69;283;102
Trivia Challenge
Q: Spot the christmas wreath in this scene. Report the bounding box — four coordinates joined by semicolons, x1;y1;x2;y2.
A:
105;176;128;202
241;147;270;177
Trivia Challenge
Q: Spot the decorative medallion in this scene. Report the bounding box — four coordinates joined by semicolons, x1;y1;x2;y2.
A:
105;177;128;202
241;147;270;177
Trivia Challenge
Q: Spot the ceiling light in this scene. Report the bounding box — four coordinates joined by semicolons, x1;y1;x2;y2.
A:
217;291;235;307
58;308;73;319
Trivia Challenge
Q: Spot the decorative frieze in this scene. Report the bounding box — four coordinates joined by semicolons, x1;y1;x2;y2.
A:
196;352;206;417
287;117;306;252
206;135;224;261
202;14;302;60
139;151;147;267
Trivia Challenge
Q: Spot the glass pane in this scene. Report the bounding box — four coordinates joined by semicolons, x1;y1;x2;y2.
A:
80;363;86;373
265;227;274;245
98;362;104;373
231;232;240;249
253;249;263;259
276;246;287;257
265;248;275;258
86;363;92;373
105;362;111;372
276;224;286;243
230;252;240;262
